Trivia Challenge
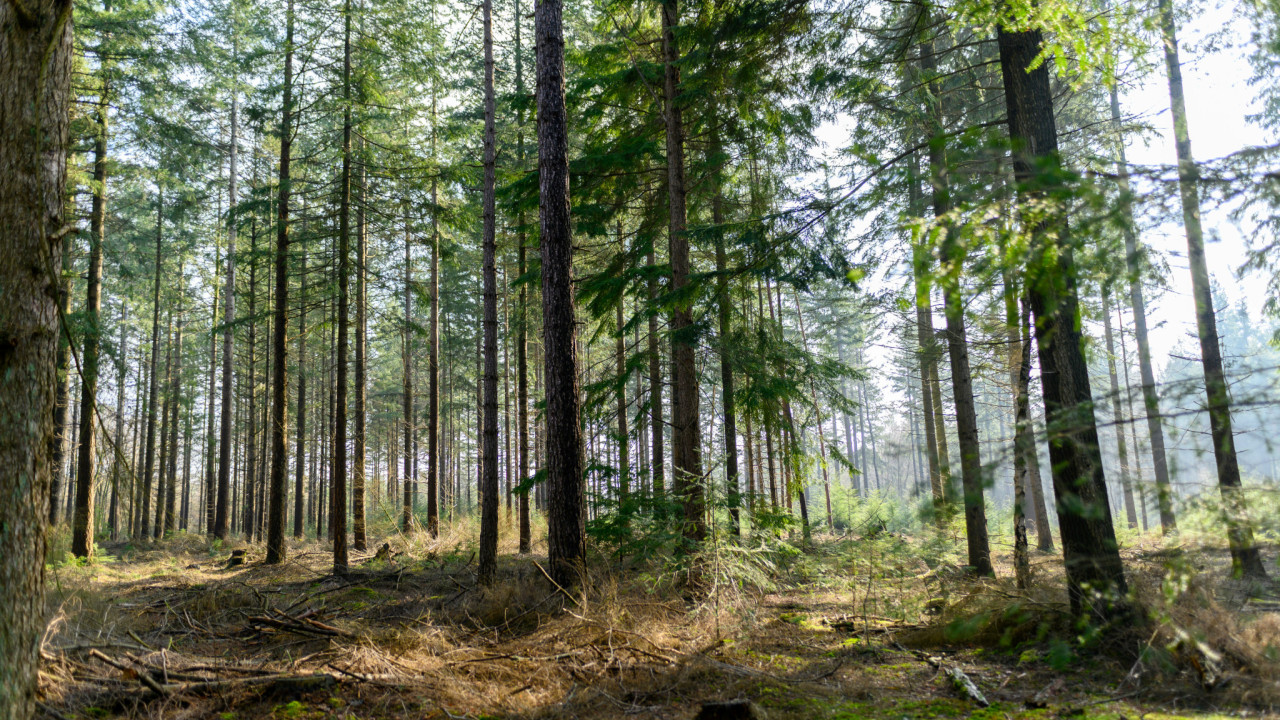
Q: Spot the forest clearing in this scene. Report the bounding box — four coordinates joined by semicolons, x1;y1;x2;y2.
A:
7;0;1280;715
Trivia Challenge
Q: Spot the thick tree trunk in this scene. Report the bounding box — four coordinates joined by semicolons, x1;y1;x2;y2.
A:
997;25;1128;617
214;94;239;541
266;0;294;564
537;0;586;587
0;2;71;711
478;0;500;585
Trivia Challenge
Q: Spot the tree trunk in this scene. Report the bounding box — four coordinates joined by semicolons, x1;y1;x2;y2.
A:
266;0;294;564
0;1;71;709
1107;69;1176;534
332;0;353;574
295;237;307;538
997;24;1129;617
537;0;586;587
141;193;165;540
478;0;501;585
164;308;184;536
907;152;945;522
214;93;239;541
647;246;666;513
73;76;109;557
1101;286;1139;529
1157;0;1265;578
514;0;531;552
661;0;704;543
353;154;368;553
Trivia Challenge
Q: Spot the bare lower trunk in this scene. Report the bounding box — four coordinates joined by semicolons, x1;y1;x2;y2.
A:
266;0;294;564
0;3;71;711
478;0;501;584
537;0;586;586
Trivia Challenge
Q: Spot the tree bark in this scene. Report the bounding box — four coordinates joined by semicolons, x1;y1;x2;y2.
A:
141;192;164;540
73;75;109;557
537;0;586;587
478;0;501;585
214;93;239;541
661;0;704;544
266;0;294;564
514;0;531;553
332;0;353;574
997;24;1128;617
0;0;71;710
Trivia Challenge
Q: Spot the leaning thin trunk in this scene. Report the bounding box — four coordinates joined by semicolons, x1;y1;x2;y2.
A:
1158;0;1265;577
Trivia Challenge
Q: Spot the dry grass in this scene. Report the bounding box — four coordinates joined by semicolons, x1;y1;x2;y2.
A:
33;518;1280;719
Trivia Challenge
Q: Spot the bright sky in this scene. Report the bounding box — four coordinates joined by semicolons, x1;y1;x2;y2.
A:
815;2;1276;386
1118;5;1274;374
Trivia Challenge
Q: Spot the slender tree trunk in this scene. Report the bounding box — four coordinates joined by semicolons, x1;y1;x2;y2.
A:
538;0;586;586
141;194;165;540
516;9;532;548
244;224;258;541
711;126;739;537
616;294;631;510
997;24;1129;617
353;158;368;553
426;83;441;537
1157;0;1265;578
478;0;501;584
404;201;416;533
266;0;294;564
204;248;220;535
332;0;353;574
51;232;73;527
1101;286;1139;529
921;32;989;563
1107;71;1176;534
111;318;129;540
907;153;945;522
215;94;239;541
164;310;184;535
73;78;110;557
294;246;307;538
648;246;666;514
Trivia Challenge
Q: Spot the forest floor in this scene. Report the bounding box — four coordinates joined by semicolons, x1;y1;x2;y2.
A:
35;520;1280;720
